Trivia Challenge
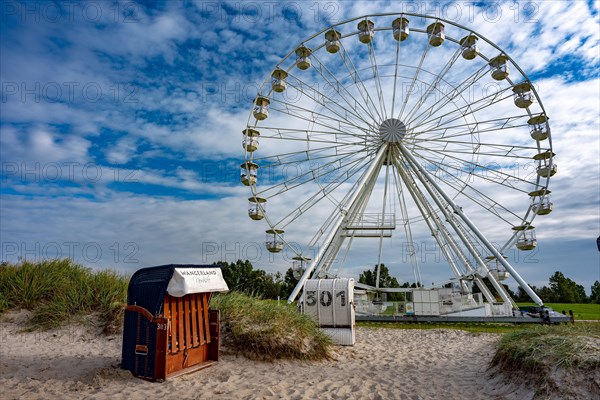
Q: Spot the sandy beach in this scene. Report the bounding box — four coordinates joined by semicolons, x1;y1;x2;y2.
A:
0;310;551;400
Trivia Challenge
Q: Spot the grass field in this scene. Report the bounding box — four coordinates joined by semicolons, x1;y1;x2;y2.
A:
357;321;527;334
517;302;600;320
377;301;600;321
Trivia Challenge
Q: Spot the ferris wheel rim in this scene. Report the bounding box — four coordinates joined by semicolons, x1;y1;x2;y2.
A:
246;12;551;133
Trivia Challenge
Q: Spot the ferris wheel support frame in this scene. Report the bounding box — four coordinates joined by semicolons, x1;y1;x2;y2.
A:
396;148;515;307
394;156;498;304
288;144;389;303
398;143;544;306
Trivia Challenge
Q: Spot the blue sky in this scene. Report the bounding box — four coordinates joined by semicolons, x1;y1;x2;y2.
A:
1;1;599;295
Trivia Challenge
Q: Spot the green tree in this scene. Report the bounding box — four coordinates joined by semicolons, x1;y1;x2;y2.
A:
515;285;541;302
548;271;587;303
358;264;403;301
280;267;303;300
591;281;600;304
214;260;284;299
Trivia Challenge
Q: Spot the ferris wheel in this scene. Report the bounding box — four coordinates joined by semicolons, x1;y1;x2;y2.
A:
241;13;555;307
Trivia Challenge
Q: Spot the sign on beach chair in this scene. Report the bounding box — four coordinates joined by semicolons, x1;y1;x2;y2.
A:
303;278;355;345
121;264;229;381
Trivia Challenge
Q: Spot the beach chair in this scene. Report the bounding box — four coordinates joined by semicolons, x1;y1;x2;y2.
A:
121;264;228;381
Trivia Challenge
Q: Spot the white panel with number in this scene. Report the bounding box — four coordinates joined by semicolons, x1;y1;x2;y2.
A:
303;278;355;345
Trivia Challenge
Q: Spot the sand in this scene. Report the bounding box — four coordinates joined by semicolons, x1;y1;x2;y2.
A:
0;312;570;400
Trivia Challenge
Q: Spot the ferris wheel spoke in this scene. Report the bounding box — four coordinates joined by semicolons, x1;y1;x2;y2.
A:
374;148;393;280
259;132;365;145
403;46;463;124
334;38;384;122
269;96;368;133
414;139;539;157
258;122;369;142
255;150;367;199
285;71;376;130
407;63;490;128
412;146;539;194
412;154;524;225
391;164;423;284
367;39;387;119
397;38;432;120
269;98;369;140
275;155;374;229
251;141;364;167
256;154;368;201
411;87;515;133
390;32;402;117
301;56;379;129
258;126;367;138
410;115;529;140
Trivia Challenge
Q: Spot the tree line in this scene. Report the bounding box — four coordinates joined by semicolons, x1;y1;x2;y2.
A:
215;260;600;304
213;260;301;300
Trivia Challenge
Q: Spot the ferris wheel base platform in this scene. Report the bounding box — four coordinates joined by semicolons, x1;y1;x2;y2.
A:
355;314;573;324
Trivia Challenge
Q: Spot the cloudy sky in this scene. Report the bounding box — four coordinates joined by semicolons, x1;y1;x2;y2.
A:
1;1;599;296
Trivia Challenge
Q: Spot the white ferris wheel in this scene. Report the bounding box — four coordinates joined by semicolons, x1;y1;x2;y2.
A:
241;13;555;307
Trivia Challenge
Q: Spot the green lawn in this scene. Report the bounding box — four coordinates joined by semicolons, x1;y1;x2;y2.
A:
377;302;600;320
356;321;527;334
517;303;600;320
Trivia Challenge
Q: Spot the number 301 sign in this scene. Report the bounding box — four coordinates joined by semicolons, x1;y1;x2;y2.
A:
303;278;354;327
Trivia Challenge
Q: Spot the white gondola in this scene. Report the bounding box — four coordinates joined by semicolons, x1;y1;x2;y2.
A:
529;189;553;215
533;150;557;178
240;162;258;186
513;224;537;251
528;114;549;141
242;128;260;152
248;197;266;220
392;17;409;41
325;29;341;53
486;255;510;281
489;55;510;80
513;82;533;108
271;69;288;93
426;22;445;46
253;96;270;120
291;255;311;279
358;19;375;44
265;229;284;253
460;34;479;60
295;45;312;70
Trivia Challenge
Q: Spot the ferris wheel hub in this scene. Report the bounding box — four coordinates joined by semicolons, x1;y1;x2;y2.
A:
379;118;407;143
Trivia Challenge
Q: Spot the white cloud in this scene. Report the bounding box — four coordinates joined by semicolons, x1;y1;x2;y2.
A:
0;125;91;164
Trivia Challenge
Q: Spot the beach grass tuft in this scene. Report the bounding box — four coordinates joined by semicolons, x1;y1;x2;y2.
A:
491;323;600;394
0;259;128;333
211;292;332;361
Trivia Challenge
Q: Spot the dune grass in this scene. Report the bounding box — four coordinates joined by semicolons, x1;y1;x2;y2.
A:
211;292;332;361
491;323;600;394
0;259;128;333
